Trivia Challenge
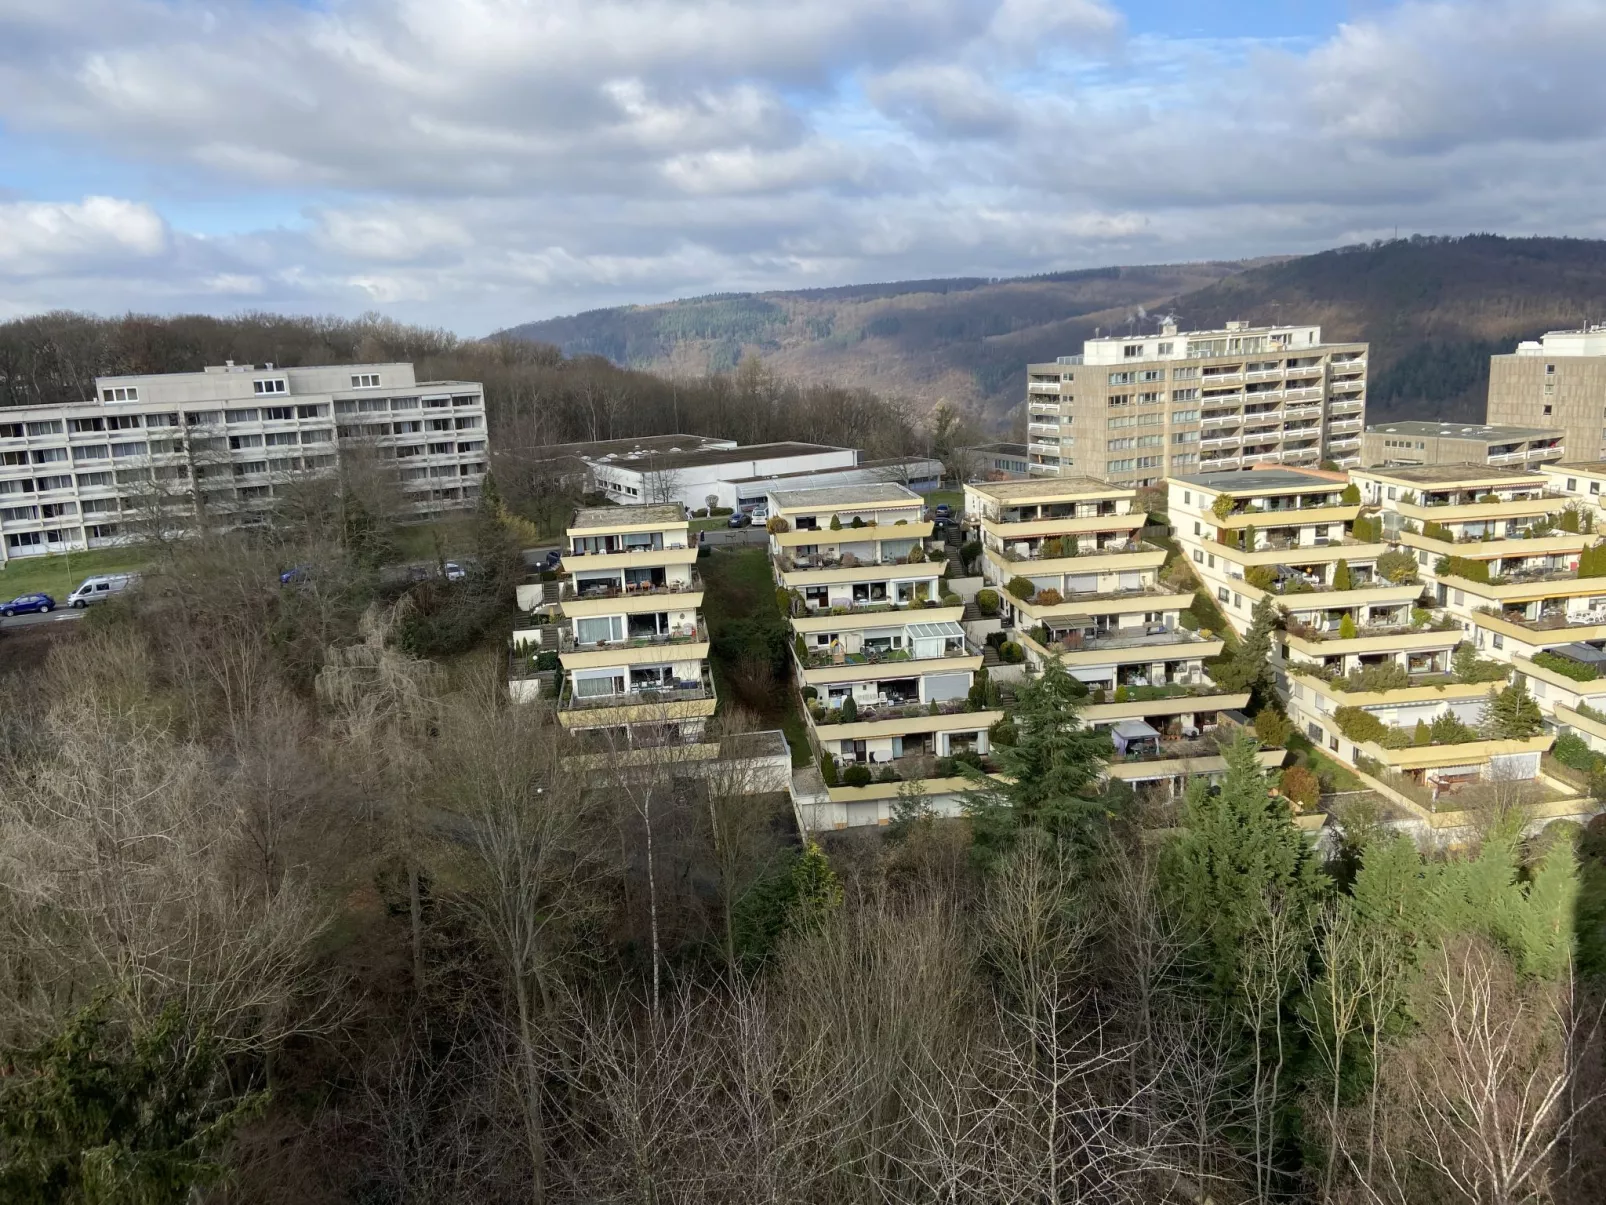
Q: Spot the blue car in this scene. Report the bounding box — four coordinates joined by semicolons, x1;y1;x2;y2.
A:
934;503;952;519
1;592;56;616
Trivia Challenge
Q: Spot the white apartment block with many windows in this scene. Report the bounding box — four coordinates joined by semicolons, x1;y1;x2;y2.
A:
0;362;487;567
1025;321;1367;486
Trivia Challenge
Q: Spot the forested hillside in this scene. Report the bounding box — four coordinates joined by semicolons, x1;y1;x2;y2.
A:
0;311;929;461
497;260;1261;414
501;235;1606;426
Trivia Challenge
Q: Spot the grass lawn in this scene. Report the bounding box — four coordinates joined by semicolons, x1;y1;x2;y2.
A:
0;546;152;603
392;516;478;563
691;516;733;533
1286;731;1365;793
700;546;811;767
923;488;964;514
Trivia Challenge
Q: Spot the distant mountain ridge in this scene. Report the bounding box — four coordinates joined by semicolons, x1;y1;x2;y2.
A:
497;236;1606;428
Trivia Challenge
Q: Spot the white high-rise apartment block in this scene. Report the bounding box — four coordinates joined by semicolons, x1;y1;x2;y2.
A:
0;362;487;567
1025;321;1367;486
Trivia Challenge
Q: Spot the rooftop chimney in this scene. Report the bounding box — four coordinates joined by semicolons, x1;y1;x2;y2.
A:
1162;322;1177;337
1225;320;1245;331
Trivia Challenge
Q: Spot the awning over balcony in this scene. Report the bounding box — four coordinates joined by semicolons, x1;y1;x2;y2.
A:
1111;720;1161;755
906;620;965;640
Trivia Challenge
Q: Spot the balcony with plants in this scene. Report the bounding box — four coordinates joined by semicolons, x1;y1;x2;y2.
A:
1206;483;1360;529
558;664;717;713
805;694;990;728
1330;690;1551;777
1285;641;1502;697
559;568;702;601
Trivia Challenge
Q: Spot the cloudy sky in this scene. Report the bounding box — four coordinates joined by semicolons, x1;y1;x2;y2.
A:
2;0;1603;333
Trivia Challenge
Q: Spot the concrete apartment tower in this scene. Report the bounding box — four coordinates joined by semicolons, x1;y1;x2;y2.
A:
1488;326;1606;462
1025;321;1367;485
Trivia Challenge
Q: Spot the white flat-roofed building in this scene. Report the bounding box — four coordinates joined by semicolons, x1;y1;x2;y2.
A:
0;361;487;566
585;441;859;510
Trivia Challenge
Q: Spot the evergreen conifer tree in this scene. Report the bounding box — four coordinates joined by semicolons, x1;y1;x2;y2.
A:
1215;596;1281;701
962;658;1113;859
1339;612;1357;639
1331;559;1352;591
1482;681;1543;739
1164;733;1328;994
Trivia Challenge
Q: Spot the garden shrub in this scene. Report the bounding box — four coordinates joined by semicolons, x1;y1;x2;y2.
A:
766;516;790;533
1279;765;1321;809
1113;685;1128;703
1340;483;1361;505
1253;708;1292;747
820;754;838;786
1005;576;1036;600
1034;588;1064;606
1376;549;1419;584
839;695;858;722
1245;565;1278;590
876;767;901;783
830;514;842;530
842;765;873;788
1429;709;1478;744
851;516;865;528
1533;651;1599;682
975;588;1000;615
1000;642;1024;664
1334;706;1388;744
1338;614;1358;639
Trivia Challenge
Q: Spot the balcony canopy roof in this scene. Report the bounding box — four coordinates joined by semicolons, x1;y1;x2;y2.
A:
906;620;965;640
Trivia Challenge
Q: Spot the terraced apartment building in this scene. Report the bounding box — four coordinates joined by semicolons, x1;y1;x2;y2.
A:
967;475;1282;797
768;482;1003;829
1025;321;1367;485
511;503;715;752
1170;462;1588;804
0;361;487;567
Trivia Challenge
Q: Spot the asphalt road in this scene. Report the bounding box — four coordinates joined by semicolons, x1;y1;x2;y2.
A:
1;606;85;630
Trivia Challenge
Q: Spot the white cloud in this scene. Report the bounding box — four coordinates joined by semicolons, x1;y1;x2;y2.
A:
0;196;167;276
0;0;1604;330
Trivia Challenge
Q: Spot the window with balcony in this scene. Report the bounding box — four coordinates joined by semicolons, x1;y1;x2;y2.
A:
26;421;63;436
263;406;293;421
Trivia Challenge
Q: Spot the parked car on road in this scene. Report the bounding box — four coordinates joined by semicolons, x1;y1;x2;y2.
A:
1;592;55;616
934;502;952;519
67;574;138;608
727;511;750;529
444;560;467;582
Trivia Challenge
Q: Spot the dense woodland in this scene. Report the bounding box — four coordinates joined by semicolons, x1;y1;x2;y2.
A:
0;310;930;456
0;440;1601;1201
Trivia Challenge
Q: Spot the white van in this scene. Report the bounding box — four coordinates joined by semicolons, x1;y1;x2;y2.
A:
67;573;139;608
